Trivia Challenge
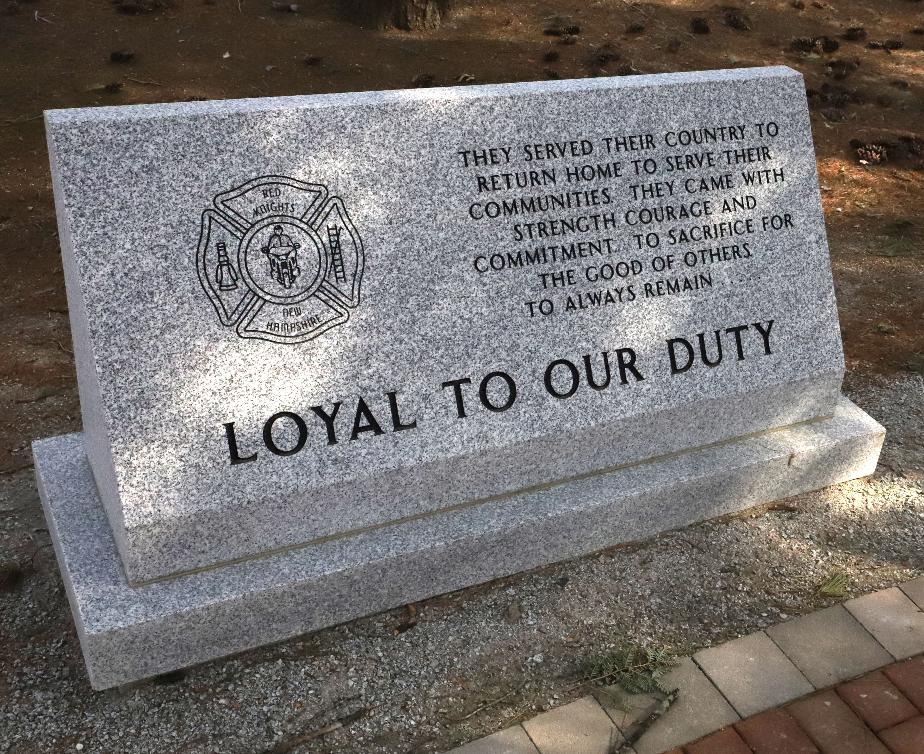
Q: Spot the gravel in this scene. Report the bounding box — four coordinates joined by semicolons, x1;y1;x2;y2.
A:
1;373;922;754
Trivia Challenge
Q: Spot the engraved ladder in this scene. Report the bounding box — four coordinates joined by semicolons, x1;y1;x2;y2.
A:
327;226;347;284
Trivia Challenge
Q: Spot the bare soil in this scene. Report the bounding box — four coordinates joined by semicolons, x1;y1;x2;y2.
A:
0;1;922;752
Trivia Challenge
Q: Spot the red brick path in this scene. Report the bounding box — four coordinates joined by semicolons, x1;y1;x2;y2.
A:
663;656;924;754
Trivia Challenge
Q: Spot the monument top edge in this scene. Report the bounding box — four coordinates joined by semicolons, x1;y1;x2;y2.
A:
43;65;802;126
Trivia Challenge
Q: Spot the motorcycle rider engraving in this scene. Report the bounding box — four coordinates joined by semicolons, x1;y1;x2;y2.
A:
261;224;301;289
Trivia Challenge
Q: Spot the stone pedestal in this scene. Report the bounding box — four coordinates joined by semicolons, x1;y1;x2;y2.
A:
35;398;882;689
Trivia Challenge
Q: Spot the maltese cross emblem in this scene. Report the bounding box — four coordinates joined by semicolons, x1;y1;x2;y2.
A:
196;176;364;343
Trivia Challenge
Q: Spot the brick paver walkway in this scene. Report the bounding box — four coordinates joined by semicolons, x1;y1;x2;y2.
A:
679;656;924;753
447;576;924;754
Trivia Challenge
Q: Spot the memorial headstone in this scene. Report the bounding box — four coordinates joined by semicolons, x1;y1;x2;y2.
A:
34;66;884;689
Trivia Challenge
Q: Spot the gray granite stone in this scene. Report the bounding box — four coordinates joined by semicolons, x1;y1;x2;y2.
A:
34;397;882;689
45;67;847;582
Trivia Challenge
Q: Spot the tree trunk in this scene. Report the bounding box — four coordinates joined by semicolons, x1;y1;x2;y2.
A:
344;0;451;31
392;0;444;30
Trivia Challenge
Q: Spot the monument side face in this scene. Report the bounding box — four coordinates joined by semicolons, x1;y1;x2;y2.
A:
45;67;845;583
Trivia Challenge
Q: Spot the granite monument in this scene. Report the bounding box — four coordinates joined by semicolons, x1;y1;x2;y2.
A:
35;66;884;688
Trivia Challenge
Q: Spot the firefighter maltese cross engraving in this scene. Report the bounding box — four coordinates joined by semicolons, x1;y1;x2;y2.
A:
196;176;364;343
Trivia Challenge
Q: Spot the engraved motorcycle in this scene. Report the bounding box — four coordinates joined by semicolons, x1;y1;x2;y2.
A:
261;225;301;289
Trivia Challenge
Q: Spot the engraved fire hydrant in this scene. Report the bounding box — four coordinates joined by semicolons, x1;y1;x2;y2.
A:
261;225;301;289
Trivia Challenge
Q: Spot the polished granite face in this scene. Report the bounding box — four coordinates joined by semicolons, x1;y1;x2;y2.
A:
33;400;883;689
44;67;845;582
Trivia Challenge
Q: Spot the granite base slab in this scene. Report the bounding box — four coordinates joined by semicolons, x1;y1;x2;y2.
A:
33;397;883;690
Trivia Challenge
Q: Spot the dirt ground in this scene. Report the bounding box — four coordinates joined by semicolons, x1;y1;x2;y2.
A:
0;0;922;752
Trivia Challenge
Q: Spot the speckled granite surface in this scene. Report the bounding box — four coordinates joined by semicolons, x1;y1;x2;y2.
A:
43;67;848;583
